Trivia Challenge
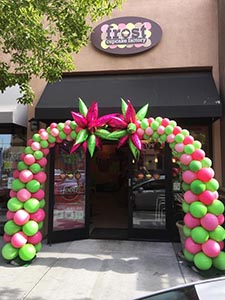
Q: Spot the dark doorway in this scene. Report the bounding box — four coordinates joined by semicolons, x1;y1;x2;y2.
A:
89;143;129;239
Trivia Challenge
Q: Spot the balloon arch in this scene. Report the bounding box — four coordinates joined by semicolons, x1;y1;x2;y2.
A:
1;99;225;271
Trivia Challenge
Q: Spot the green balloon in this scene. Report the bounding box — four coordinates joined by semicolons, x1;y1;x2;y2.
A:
29;163;41;174
183;249;194;262
48;135;56;143
209;225;225;242
190;180;206;194
194;252;212;270
141;118;149;130
38;221;43;230
184;144;195;154
7;197;23;212
159;134;167;142
191;226;209;243
4;220;21;235
24;198;40;213
155;116;162;123
181;129;189;137
169;142;176;149
57;122;64;130
182;201;189;213
24;146;34;154
150;120;159;131
12;179;25;191
201;157;212;168
22;220;39;236
212;251;225;271
40;140;49;148
175;133;184;143
34;150;44;160
19;244;36;261
189;201;207;218
206;179;219;192
17;161;28;171
59;131;67;140
39;199;46;208
70;131;76;140
32;133;41;142
183;225;192;237
193;140;201;149
189;160;202;172
152;132;159;140
26;180;41;193
35;242;42;253
1;243;19;261
70;121;76;129
169;120;177;127
207;200;224;216
182;182;190;192
165;125;173;135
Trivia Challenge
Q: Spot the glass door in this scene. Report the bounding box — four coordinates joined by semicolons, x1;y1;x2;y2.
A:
128;142;174;240
48;141;89;243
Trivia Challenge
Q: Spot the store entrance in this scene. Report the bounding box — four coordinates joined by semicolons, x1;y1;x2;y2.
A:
89;143;129;239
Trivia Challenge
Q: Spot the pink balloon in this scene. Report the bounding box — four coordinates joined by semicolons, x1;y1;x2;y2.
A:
24;154;36;165
183;136;194;145
14;209;30;225
37;157;47;167
27;231;42;245
66;135;73;141
197;168;214;182
50;128;59;137
157;125;165;135
3;233;12;242
20;153;26;160
182;170;197;184
218;214;225;225
33;171;47;183
11;231;28;248
137;128;145;137
40;131;49;140
31;142;41;151
161;118;170;127
13;169;20;179
48;142;56;148
27;139;33;146
184;213;201;228
192;149;205;160
185;237;201;254
202;239;221;257
41;148;49;156
174;143;184;153
184;191;198;203
219;241;224;250
6;210;15;220
173;126;182;135
19;170;34;183
180;154;192;165
63;125;72;135
65;120;71;126
166;134;175;143
198;190;216;205
145;127;153;136
201;213;219;231
56;137;63;143
9;190;17;197
17;188;31;202
32;189;45;200
30;208;45;222
50;122;57;129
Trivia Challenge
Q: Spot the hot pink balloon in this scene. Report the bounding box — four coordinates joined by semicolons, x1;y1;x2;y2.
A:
6;210;15;220
9;190;17;197
202;239;221;257
63;125;71;135
27;139;33;146
17;188;31;202
11;231;27;248
180;154;192;165
201;213;219;231
27;231;42;245
13;169;20;179
56;137;63;143
197;168;214;182
192;149;205;160
166;134;175;143
19;169;33;183
182;170;197;184
184;190;198;203
184;213;201;228
184;237;201;254
14;209;30;226
219;241;224;250
37;157;47;167
30;208;45;222
198;190;216;205
20;153;26;160
3;233;12;242
218;214;225;225
174;143;184;153
183;136;194;145
50;122;57;129
33;171;47;183
32;189;45;200
173;126;182;135
161;118;170;127
24;154;36;165
41;148;49;156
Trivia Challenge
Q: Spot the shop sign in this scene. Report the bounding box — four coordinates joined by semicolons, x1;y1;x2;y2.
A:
91;16;162;55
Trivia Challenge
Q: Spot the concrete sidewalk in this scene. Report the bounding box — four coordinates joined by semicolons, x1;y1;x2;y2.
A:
0;238;204;300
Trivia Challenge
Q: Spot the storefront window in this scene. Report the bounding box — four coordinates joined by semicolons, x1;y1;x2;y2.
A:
0;133;26;233
53;142;86;231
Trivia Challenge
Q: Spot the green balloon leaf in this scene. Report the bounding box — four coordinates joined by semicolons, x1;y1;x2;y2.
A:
78;98;88;117
121;98;128;116
75;129;88;145
136;104;149;121
107;130;127;140
87;134;96;157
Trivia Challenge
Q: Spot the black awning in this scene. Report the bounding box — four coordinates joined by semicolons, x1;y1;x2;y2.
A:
35;70;222;122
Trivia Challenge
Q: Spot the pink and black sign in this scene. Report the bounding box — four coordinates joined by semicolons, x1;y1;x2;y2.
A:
91;16;162;55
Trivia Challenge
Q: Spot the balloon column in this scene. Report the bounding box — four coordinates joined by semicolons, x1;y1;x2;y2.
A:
1;98;225;270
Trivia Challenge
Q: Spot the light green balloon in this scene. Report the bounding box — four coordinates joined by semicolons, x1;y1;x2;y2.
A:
4;220;21;235
206;178;219;192
209;225;225;242
207;200;224;216
22;220;39;236
184;249;194;262
7;197;23;212
194;252;212;270
1;243;19;261
191;226;209;244
24;198;40;213
213;251;225;270
19;244;36;261
189;201;207;218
